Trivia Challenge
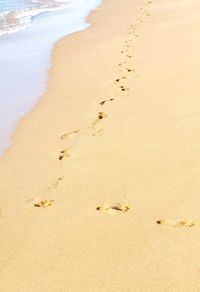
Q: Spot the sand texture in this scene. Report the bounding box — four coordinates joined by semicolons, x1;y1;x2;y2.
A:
1;0;200;291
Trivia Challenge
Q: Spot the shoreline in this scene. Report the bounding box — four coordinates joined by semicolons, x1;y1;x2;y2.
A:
0;0;102;154
1;0;200;290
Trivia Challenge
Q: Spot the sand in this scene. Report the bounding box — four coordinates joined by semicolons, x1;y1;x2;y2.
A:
1;0;200;290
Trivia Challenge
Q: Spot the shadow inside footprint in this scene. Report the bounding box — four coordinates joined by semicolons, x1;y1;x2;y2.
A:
59;150;70;160
126;68;134;73
100;98;114;105
97;203;131;214
60;130;80;140
116;77;126;82
120;85;129;92
34;200;54;208
98;112;108;120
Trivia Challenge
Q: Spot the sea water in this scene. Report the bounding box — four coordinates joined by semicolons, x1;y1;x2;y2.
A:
0;0;101;154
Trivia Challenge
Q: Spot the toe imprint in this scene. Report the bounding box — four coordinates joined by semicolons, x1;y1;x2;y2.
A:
157;219;200;228
59;150;70;160
120;86;129;92
98;112;108;120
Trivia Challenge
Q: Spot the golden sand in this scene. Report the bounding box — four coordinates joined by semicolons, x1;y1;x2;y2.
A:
1;0;200;290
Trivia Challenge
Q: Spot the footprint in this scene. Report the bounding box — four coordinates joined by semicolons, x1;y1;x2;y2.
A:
59;150;70;161
60;130;80;140
157;219;200;228
34;200;54;208
97;112;108;120
100;98;114;105
92;112;109;127
120;85;129;92
156;219;171;226
116;77;126;83
118;61;127;67
126;68;134;73
46;177;63;194
176;220;200;227
92;128;104;136
97;203;131;213
126;55;133;59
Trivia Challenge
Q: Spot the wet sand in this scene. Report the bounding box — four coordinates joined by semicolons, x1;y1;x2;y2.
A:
1;0;200;290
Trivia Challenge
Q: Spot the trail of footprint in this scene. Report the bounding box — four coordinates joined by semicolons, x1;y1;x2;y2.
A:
97;203;131;214
32;0;153;211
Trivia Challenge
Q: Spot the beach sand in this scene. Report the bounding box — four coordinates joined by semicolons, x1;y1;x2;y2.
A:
1;0;200;290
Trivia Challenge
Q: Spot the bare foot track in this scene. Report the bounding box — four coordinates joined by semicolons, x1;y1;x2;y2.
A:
157;219;200;228
34;200;54;208
96;203;131;214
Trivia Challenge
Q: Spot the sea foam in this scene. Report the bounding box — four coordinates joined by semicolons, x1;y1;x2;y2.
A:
0;0;91;37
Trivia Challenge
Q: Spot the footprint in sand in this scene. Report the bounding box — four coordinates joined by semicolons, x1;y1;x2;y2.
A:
157;219;200;228
120;85;130;92
126;55;133;59
60;129;80;140
97;203;131;213
97;112;109;120
116;77;126;83
118;61;127;66
59;150;70;161
34;200;54;208
126;68;134;73
100;98;114;105
92;128;104;136
92;112;109;128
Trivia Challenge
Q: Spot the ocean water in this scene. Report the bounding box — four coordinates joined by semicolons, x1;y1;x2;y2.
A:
0;0;97;36
0;0;102;154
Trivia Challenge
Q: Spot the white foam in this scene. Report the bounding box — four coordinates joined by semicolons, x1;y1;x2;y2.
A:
0;0;91;37
0;0;102;154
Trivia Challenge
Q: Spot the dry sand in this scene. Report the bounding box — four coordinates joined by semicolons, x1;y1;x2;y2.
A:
1;0;200;290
